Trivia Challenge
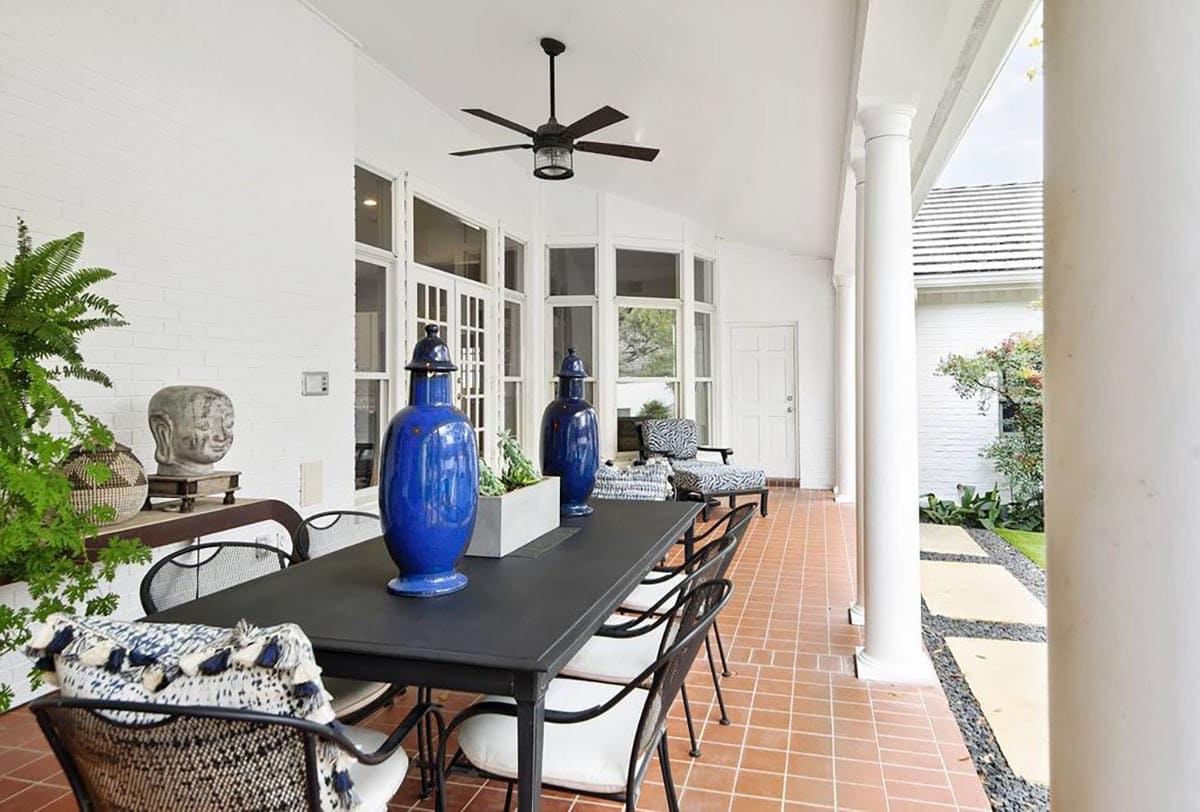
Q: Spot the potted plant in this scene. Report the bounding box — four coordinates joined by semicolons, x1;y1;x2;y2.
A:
465;432;560;557
0;220;149;711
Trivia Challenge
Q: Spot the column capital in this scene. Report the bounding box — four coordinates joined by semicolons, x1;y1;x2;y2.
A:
857;103;916;140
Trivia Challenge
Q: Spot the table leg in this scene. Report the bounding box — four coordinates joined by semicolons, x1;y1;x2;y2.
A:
683;522;696;560
514;676;546;812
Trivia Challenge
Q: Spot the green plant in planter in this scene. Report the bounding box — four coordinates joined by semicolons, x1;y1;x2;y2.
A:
477;432;542;496
0;220;149;711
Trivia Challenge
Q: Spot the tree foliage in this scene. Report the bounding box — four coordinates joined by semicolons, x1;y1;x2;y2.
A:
0;220;149;711
618;309;676;378
637;399;672;420
936;331;1044;502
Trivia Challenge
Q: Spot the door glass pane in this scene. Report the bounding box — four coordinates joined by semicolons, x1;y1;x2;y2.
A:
616;249;678;298
618;307;677;377
548;247;596;295
616;381;678;452
695;381;712;445
504;300;522;377
415;281;450;342
504;237;525;292
413;197;487;282
550;306;594;376
458;292;487;452
355;261;386;373
355;167;392;251
694;311;712;378
354;380;384;489
504;381;520;439
694;257;714;304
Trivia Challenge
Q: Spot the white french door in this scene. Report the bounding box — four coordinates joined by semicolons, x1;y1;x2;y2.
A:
408;266;495;458
729;324;797;478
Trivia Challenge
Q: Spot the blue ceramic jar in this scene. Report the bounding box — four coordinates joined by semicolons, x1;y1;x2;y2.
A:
540;348;599;516
378;325;478;596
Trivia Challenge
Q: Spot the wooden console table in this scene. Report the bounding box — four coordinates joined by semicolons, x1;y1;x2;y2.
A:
85;497;303;551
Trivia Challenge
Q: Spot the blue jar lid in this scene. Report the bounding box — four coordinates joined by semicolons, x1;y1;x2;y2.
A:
406;325;457;372
557;347;588;378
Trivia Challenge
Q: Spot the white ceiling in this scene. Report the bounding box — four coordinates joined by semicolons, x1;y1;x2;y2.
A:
310;0;858;256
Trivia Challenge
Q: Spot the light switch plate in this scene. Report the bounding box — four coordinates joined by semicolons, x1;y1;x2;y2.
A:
299;461;323;507
302;371;329;396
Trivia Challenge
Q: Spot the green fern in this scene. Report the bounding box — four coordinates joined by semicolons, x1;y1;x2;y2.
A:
0;219;147;712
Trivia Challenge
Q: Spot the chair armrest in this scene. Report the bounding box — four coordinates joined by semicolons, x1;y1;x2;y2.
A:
697;446;734;464
334;700;444;766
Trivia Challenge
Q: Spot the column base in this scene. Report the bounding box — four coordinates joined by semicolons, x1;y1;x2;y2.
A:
855;646;938;685
848;602;865;626
834;491;856;504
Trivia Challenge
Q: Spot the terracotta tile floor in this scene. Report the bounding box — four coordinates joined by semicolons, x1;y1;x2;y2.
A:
0;488;990;811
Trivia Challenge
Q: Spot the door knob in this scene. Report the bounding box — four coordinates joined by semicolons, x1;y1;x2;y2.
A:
786;395;793;401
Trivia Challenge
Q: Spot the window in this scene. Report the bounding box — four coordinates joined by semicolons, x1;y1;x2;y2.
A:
504;237;525;293
355;167;393;251
616;306;680;451
693;256;717;444
694;257;714;304
616;249;679;298
354;260;390;490
413;197;487;282
549;305;596;403
549;247;596;295
1000;398;1020;434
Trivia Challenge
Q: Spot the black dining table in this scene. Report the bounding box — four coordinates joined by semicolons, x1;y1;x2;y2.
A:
145;499;703;812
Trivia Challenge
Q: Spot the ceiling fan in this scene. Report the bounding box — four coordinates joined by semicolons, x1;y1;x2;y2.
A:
451;37;660;181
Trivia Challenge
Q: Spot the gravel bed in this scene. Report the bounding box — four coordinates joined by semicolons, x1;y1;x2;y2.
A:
923;601;1050;811
920;526;1050;811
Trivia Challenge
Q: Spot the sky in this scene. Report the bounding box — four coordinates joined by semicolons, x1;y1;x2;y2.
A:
936;4;1043;188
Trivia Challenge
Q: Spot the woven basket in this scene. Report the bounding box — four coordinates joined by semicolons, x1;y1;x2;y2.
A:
62;444;149;526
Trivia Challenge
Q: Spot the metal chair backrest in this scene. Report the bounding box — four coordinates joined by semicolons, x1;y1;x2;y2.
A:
30;696;341;811
292;510;381;561
139;541;295;614
629;579;732;783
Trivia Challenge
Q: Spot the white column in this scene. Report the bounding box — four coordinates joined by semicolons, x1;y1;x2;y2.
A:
833;273;856;503
855;104;934;684
849;155;867;626
1046;2;1200;807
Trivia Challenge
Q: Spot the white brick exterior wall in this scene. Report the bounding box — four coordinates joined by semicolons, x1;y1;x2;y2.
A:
916;287;1043;500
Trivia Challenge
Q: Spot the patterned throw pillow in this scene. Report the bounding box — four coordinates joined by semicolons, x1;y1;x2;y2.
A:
26;613;360;810
593;459;674;501
640;419;699;460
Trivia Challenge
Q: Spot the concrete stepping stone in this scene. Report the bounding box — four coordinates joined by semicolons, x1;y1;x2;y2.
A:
919;523;988;557
945;637;1048;786
921;561;1046;625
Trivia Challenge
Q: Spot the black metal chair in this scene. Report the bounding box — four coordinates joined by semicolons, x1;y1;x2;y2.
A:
620;504;755;736
436;579;733;812
139;541;399;724
559;505;750;757
292;509;382;561
30;694;441;812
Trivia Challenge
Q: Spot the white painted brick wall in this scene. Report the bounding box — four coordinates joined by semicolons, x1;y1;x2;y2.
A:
0;0;355;706
916;288;1043;500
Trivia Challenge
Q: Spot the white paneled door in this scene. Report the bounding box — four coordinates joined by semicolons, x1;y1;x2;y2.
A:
409;267;494;458
729;325;797;478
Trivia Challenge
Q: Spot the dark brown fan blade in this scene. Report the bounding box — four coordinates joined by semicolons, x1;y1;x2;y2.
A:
562;106;628;139
450;144;532;157
575;141;660;161
461;108;536;137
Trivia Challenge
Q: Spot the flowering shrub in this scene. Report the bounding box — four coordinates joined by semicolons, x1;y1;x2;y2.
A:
937;331;1044;502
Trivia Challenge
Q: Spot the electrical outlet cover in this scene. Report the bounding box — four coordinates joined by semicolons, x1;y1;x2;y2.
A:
300;461;323;507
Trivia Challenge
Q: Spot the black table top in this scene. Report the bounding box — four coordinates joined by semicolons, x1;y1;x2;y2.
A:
146;500;701;683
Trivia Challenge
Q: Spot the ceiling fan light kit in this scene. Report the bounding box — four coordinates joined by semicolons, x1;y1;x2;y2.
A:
451;37;659;181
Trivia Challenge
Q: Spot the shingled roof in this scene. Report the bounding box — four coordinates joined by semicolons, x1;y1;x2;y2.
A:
913;181;1042;276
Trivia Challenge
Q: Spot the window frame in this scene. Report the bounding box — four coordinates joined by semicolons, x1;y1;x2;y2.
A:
352;162;401;499
545;244;599;409
410;191;493;285
693;252;717;444
501;230;529;443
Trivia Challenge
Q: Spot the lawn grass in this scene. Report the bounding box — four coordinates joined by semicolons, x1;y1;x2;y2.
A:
995;527;1046;568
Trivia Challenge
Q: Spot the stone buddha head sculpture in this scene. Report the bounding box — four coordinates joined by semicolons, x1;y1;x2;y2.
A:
147;385;235;477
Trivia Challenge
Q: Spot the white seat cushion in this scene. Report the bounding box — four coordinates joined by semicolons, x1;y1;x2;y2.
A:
342;725;410;812
457;679;650;795
326;678;392;719
621;572;686;613
560;622;666;683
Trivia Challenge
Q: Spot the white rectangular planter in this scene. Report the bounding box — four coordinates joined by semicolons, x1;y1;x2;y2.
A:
465;476;561;558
